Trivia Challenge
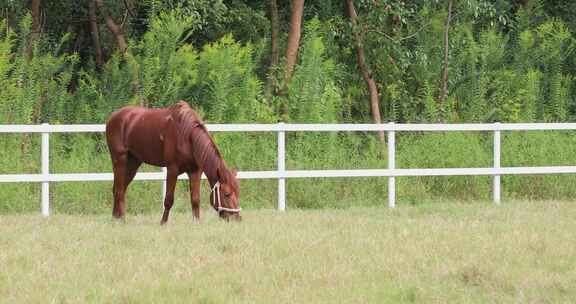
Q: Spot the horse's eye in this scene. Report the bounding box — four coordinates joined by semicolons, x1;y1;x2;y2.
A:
224;192;231;198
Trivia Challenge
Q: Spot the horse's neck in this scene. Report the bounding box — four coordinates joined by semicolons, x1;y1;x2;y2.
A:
198;141;225;187
203;164;220;188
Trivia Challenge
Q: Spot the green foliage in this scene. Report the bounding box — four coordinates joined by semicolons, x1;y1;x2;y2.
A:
3;2;576;212
0;15;77;124
422;82;439;122
398;132;492;201
502;131;576;199
71;9;202;120
518;70;541;122
287;19;340;123
0;21;16;123
75;54;137;122
134;9;199;107
195;35;272;123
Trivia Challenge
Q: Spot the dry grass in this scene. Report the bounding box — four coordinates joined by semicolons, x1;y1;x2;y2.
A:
1;201;576;303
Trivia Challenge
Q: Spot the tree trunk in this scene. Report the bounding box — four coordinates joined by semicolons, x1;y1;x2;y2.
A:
265;0;280;102
89;0;104;70
439;0;453;109
95;0;128;55
27;0;44;125
284;0;304;84
4;8;11;36
347;0;385;142
270;0;280;70
26;0;41;60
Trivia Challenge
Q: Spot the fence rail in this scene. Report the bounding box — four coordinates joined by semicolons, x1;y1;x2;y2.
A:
1;123;576;216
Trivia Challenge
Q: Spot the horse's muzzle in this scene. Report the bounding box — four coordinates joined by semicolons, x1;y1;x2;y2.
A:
220;211;242;222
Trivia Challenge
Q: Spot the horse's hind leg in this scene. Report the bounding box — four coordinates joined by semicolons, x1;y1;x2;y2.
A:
112;154;141;219
160;167;179;225
112;153;128;219
124;155;142;189
122;155;142;212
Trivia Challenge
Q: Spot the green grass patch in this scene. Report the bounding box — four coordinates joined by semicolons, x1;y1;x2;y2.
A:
1;201;575;303
2;131;576;213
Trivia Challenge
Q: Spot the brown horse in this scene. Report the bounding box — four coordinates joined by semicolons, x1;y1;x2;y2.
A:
105;101;241;223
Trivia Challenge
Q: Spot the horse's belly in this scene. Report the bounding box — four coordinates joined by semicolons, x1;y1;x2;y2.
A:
125;115;168;167
129;141;165;166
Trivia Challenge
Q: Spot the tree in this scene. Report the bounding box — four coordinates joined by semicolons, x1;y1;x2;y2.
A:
347;0;384;141
26;0;41;60
266;0;280;100
95;0;128;55
88;0;103;69
438;0;453;108
284;0;305;84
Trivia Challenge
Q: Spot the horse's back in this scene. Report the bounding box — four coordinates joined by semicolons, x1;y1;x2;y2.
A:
106;106;144;143
105;101;200;166
106;106;143;133
106;106;169;156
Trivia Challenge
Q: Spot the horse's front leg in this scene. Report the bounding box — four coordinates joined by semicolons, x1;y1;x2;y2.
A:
160;167;178;225
188;171;202;221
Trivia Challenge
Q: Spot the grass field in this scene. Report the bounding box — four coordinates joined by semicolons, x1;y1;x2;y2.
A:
1;201;576;303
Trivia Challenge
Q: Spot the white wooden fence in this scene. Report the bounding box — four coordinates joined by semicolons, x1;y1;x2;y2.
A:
2;123;576;216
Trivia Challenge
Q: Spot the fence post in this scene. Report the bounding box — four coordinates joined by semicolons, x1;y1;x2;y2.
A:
41;123;50;216
388;122;396;208
493;122;501;204
162;167;167;202
277;123;286;211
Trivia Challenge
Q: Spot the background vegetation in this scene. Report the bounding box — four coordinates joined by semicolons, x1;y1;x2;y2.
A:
1;0;575;213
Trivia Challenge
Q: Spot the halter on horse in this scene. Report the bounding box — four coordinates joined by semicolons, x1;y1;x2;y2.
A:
211;181;242;214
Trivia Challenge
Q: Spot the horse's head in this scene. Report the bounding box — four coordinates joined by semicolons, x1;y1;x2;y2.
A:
211;168;241;221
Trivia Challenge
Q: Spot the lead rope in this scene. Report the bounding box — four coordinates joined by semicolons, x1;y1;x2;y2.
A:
211;181;241;213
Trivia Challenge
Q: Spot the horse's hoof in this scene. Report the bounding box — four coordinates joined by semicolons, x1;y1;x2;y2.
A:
112;215;125;222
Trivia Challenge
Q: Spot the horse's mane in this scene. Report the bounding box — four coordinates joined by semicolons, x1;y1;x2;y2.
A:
169;100;221;157
169;101;205;141
169;101;237;191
